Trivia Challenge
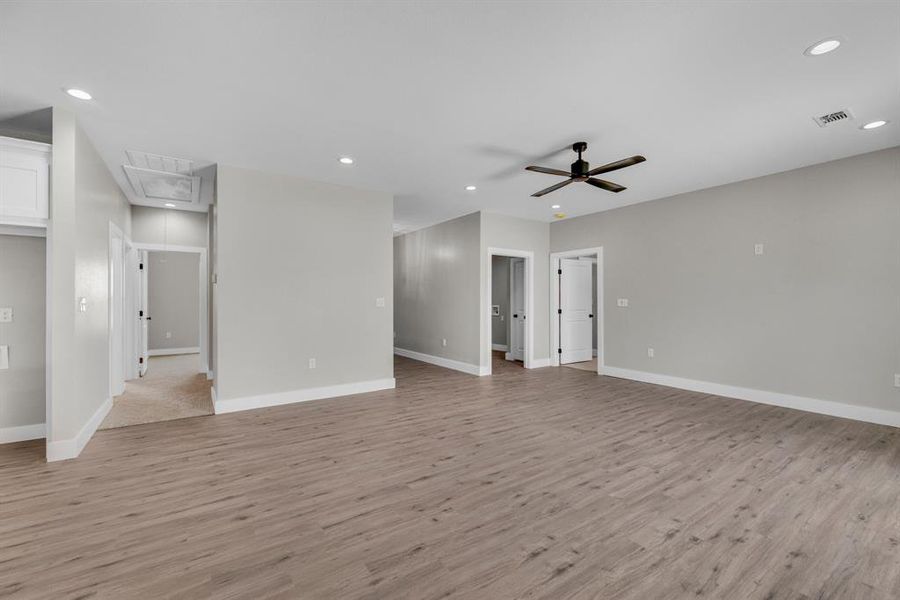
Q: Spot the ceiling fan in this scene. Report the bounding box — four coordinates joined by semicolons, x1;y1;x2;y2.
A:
525;142;645;197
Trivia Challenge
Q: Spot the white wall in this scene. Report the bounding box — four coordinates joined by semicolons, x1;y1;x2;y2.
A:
550;147;900;415
394;212;482;367
214;165;394;409
0;235;46;438
147;251;200;351
131;205;208;247
47;107;132;460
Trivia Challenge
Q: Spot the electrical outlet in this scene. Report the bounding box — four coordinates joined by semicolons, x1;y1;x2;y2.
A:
754;243;764;256
165;331;172;339
308;358;316;369
647;347;655;358
442;338;447;347
894;374;900;388
0;307;12;323
617;298;629;307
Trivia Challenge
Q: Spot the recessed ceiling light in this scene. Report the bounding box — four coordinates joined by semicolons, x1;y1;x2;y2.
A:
804;38;841;56
861;120;888;130
551;204;560;209
65;88;93;100
339;156;354;165
465;185;477;191
164;203;176;208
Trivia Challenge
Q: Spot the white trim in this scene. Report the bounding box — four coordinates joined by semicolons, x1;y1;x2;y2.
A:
504;352;513;361
206;369;214;381
485;248;534;375
550;247;604;374
214;378;396;414
133;243;208;375
600;365;900;428
148;346;200;356
0;423;46;444
530;358;552;369
46;397;112;461
0;223;46;236
491;343;508;352
394;347;488;376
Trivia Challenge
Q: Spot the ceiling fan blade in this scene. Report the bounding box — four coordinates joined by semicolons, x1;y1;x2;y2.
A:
525;165;571;177
586;155;646;177
585;178;626;193
531;178;574;197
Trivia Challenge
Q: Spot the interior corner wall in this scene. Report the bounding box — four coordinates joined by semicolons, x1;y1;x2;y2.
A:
549;146;900;414
214;165;393;405
47;106;132;460
480;212;550;369
393;212;482;367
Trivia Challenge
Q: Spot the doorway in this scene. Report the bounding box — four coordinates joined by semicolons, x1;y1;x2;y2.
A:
103;240;212;429
484;248;533;375
550;247;603;374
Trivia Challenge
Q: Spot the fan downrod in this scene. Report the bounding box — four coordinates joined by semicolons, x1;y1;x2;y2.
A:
571;142;589;178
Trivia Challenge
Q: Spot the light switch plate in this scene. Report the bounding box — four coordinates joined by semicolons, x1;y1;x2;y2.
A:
0;345;8;370
895;374;900;388
617;298;629;308
375;297;385;308
0;307;12;323
647;347;655;358
754;243;764;256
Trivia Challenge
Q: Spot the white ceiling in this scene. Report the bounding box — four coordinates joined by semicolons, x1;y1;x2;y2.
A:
1;1;898;229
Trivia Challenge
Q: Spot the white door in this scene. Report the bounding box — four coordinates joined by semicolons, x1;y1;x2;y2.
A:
109;234;125;396
510;258;525;361
123;245;141;381
559;258;593;364
139;250;149;376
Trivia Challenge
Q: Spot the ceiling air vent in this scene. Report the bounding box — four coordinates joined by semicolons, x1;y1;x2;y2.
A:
122;150;201;204
813;109;853;128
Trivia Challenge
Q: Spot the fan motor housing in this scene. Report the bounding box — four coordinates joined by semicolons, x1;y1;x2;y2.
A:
571;159;590;178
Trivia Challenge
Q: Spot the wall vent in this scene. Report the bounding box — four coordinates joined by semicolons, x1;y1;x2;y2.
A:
813;109;853;127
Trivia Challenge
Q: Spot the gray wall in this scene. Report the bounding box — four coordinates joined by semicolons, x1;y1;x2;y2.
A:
491;256;509;347
550;147;900;412
480;212;550;368
0;235;46;430
394;212;481;365
49;107;132;447
148;251;200;351
131;204;208;248
215;165;393;401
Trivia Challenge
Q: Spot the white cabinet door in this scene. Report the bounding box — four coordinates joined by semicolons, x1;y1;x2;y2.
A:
0;137;51;224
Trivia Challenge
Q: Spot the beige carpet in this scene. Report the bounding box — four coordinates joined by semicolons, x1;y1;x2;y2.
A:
100;354;213;430
563;357;597;372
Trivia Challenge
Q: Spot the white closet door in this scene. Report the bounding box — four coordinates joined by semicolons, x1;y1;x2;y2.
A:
559;258;593;364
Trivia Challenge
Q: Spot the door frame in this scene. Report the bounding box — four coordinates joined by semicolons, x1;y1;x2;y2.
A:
484;247;534;374
133;243;209;376
550;247;604;374
108;222;129;398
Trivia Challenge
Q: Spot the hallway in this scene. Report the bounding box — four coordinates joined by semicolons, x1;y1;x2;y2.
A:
99;354;213;429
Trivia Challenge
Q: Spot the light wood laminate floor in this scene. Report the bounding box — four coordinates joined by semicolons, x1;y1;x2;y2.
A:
2;355;899;599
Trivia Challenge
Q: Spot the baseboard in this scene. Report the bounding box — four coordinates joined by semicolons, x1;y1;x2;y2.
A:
206;369;214;381
505;352;513;361
214;378;396;415
148;347;200;357
529;358;552;369
394;347;487;376
46;396;113;462
599;365;900;428
492;343;508;352
0;423;46;444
